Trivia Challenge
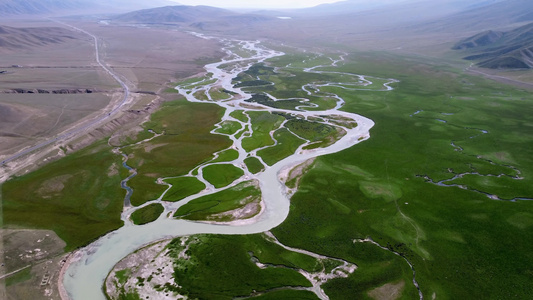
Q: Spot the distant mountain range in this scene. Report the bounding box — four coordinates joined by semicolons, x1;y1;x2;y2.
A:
273;0;501;21
453;22;533;69
0;24;78;51
419;0;533;33
112;5;273;30
0;0;87;15
114;5;234;23
2;0;533;70
283;0;404;16
452;0;533;26
0;0;176;16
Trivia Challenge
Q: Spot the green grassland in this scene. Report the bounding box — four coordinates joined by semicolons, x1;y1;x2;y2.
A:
174;180;260;221
162;176;206;202
244;156;265;174
154;49;533;299
123;99;231;206
130;203;164;225
270;52;533;299
229;109;249;122
201;163;244;188
214;120;242;135
235;80;273;88
285;119;345;149
248;290;319;299
234;60;391;111
256;128;306;166
233;63;277;81
3;36;533;300
2;140;124;251
245;93;308;110
4;267;31;287
162;234;313;299
208;86;232;101
192;90;208;100
241;111;285;152
208;148;239;164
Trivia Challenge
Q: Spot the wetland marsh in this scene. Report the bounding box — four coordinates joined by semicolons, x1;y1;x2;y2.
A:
59;36;382;299
2;22;533;300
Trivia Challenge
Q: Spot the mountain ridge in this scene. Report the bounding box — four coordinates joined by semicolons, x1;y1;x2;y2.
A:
453;22;533;69
418;0;533;33
113;5;236;23
0;24;79;52
0;0;177;16
112;5;274;30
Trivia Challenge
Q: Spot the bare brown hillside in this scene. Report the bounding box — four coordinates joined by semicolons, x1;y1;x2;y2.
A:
0;25;79;52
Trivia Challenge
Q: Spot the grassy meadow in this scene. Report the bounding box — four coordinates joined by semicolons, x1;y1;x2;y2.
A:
162;176;206;202
122;99;231;206
165;234;314;298
145;50;532;299
174;180;261;221
1;140;124;251
268;52;533;299
130;203;164;225
202;163;244;188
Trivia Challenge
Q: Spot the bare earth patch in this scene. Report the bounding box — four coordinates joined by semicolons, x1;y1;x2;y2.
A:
144;143;168;153
0;19;223;182
105;239;186;300
1;229;68;300
36;174;73;197
367;280;405;300
207;198;263;222
107;163;119;177
279;158;316;194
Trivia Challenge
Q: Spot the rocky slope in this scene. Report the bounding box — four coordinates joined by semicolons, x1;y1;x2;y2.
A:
453;22;533;69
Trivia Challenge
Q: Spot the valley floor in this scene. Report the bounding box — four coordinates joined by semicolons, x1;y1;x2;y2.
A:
2;17;533;300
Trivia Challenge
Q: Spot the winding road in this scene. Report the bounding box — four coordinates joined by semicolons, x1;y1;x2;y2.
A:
0;21;131;174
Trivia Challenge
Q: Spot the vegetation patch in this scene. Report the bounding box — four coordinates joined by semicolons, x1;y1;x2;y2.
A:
165;234;313;298
235;80;273;88
130;203;165;225
162;177;206;202
2;140;124;251
244;157;265;174
245;93;304;110
247;289;319;299
124;99;231;206
174;180;261;221
241;111;285;152
272;51;533;299
4;267;32;286
209;148;240;164
229;109;248;122
257;128;306;166
214;120;242;135
208;86;232;100
286;118;346;149
202;163;244;188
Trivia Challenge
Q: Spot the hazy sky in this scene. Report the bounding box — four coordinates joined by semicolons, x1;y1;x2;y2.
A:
170;0;346;9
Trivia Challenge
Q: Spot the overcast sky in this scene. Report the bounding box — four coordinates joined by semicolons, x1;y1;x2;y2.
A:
170;0;347;9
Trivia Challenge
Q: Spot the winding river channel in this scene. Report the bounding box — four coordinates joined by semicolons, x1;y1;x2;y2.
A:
62;35;388;299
